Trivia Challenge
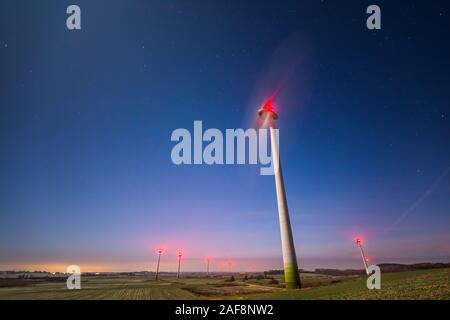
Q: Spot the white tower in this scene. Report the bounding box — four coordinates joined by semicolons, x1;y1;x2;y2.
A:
258;99;301;289
355;239;369;275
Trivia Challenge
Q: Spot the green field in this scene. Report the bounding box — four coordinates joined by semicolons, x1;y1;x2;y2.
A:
0;268;449;300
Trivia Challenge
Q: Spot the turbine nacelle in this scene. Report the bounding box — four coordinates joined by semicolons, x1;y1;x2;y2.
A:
258;97;279;120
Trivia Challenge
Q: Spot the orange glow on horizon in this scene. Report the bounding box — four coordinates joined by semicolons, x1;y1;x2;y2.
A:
0;262;108;273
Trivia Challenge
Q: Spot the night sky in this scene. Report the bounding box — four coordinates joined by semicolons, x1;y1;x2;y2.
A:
1;0;449;272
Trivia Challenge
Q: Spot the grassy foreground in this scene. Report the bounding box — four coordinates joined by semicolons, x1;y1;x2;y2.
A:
248;268;450;300
0;268;448;300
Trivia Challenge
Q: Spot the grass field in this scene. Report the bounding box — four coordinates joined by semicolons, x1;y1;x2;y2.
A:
0;268;448;300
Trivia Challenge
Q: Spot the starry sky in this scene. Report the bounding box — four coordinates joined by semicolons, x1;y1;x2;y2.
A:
0;0;449;272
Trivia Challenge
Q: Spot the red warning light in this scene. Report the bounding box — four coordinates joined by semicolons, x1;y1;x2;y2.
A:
355;238;362;245
154;244;167;254
261;96;277;113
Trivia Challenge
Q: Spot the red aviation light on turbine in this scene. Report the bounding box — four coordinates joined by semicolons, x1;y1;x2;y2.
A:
262;96;277;113
258;95;279;121
155;246;166;255
355;238;362;245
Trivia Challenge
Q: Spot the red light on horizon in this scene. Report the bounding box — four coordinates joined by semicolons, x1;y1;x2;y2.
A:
153;244;168;253
217;259;236;270
227;260;236;269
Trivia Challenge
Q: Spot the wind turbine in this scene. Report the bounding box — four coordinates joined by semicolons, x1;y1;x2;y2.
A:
258;97;301;289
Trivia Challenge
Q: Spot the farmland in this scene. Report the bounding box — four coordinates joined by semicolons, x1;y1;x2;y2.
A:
0;268;448;300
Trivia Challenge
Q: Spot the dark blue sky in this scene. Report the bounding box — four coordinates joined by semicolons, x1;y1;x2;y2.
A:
1;0;449;272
